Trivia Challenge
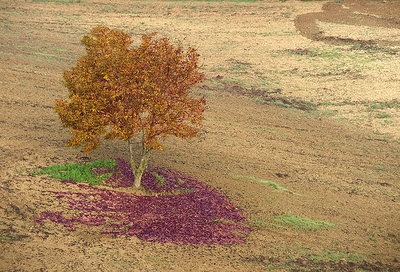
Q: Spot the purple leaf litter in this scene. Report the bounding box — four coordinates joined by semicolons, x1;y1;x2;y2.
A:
36;158;251;244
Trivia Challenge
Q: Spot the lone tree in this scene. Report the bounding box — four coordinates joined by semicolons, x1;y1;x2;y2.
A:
55;26;205;188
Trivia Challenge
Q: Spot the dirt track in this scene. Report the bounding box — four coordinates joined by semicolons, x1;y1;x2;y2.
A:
295;0;400;46
1;0;400;271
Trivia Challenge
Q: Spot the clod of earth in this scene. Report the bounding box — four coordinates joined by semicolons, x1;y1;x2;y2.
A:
35;159;251;244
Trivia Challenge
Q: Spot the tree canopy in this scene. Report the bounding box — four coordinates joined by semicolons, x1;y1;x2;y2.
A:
55;25;206;187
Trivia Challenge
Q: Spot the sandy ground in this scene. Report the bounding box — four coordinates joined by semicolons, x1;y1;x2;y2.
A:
1;0;400;271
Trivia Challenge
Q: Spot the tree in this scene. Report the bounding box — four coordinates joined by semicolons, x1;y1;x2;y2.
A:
55;25;205;188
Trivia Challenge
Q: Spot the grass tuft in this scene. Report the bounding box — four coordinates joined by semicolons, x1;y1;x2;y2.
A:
273;100;293;108
253;220;288;230
368;101;400;111
311;251;365;262
0;235;28;242
229;174;287;191
375;113;392;119
152;172;166;186
32;159;116;185
273;213;334;231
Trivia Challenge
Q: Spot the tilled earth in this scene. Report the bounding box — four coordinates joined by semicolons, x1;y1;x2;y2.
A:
1;0;400;271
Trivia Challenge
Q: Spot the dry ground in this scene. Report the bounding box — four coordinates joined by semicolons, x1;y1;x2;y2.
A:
0;0;399;271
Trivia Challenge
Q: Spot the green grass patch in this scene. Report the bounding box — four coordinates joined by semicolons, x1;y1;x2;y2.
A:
3;12;18;16
375;163;388;172
177;178;185;185
229;174;287;191
273;100;293;108
273;213;334;231
252;97;266;104
0;235;27;242
288;48;342;59
230;65;250;73
311;251;365;262
32;159;116;185
368;101;400;111
375;113;392;119
253;220;288;230
351;44;398;55
318;101;355;107
315;109;338;117
206;79;225;89
0;236;15;241
152;172;166;186
312;49;342;59
261;31;299;37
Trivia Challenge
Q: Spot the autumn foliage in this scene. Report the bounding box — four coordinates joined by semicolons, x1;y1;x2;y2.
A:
55;26;205;187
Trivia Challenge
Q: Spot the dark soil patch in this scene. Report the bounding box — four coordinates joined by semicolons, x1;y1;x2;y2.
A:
295;0;400;46
349;44;399;55
205;76;315;111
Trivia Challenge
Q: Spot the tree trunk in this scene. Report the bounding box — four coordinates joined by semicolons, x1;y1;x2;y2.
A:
128;138;151;188
133;151;150;188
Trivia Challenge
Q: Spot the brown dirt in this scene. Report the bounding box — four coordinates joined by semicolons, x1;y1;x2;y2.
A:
1;0;400;271
295;0;400;46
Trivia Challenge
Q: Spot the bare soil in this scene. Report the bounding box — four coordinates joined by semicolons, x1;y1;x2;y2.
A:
1;0;400;271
